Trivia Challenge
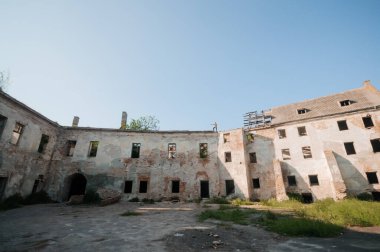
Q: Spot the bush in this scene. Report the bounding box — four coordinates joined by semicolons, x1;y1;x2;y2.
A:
83;189;101;204
356;193;373;201
128;197;139;202
23;191;53;205
231;198;255;206
286;193;303;202
205;197;230;204
0;194;24;211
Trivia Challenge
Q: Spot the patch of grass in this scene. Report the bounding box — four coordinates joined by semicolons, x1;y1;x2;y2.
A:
219;204;238;210
198;209;250;225
120;211;142;216
128;197;139;202
231;198;255;206
142;198;155;204
261;198;304;209
261;217;343;237
205;197;230;204
83;189;101;204
298;198;380;227
23;191;53;205
0;194;24;211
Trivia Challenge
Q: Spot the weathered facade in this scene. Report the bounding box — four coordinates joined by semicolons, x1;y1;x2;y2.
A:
1;81;380;202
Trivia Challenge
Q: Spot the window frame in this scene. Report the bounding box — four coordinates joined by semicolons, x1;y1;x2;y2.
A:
252;178;260;189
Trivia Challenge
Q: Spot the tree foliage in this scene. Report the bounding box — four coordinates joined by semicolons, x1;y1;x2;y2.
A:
125;116;159;131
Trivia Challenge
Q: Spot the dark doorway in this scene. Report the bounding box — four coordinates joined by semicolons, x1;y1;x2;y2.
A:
139;181;148;193
301;193;313;203
68;173;87;200
225;180;235;195
0;177;7;200
200;180;209;198
372;192;380;201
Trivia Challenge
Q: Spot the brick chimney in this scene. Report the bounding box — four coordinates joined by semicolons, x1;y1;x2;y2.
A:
121;111;127;129
72;116;79;127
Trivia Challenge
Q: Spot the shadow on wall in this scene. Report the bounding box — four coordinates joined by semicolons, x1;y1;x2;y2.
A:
280;161;316;203
333;152;375;196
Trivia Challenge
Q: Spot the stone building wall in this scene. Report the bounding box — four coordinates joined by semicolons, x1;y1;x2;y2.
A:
48;128;219;201
0;93;59;199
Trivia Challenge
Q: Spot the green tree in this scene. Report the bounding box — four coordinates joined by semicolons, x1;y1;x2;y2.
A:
125;116;159;131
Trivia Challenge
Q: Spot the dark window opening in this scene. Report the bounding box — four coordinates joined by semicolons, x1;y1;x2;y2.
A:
363;116;374;128
297;108;309;114
11;122;24;145
32;175;44;194
200;180;210;198
172;180;180;193
370;139;380;153
301;193;313;203
253;178;260;188
139;181;148;193
344;142;356;155
340;100;354;107
200;143;208;158
225;180;235;195
124;180;133;193
297;126;307;136
131;143;141;158
66;140;77;156
309;175;319;186
282;149;291;160
337;120;348;131
88;141;99;157
223;133;230;143
168;143;176;159
37;134;49;153
278;129;286;139
372;192;380;201
0;177;8;200
0;115;7;139
366;172;379;184
225;152;232;162
302;146;312;159
249;152;257;163
287;176;297;186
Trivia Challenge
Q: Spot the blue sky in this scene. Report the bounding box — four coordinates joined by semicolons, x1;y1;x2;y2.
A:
1;0;379;131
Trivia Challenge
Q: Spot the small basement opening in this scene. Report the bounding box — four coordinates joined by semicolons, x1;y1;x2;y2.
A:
301;193;313;203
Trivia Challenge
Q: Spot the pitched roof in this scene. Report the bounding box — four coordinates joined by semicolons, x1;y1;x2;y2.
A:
269;81;380;125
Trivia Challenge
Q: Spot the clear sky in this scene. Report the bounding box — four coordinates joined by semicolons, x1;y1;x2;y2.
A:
1;0;379;131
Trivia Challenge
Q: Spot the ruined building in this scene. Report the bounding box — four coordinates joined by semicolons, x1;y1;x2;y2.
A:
0;81;379;202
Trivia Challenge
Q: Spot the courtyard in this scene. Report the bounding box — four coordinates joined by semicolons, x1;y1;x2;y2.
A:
0;201;380;251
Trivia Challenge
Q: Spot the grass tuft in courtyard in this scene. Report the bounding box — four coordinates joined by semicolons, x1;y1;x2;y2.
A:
198;208;252;225
120;211;142;216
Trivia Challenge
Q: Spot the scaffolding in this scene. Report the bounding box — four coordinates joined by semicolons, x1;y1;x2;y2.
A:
243;110;272;129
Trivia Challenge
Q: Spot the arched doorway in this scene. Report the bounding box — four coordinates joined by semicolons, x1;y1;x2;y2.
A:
67;173;87;200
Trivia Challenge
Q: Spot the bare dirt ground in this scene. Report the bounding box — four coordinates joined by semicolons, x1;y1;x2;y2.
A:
0;202;379;251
